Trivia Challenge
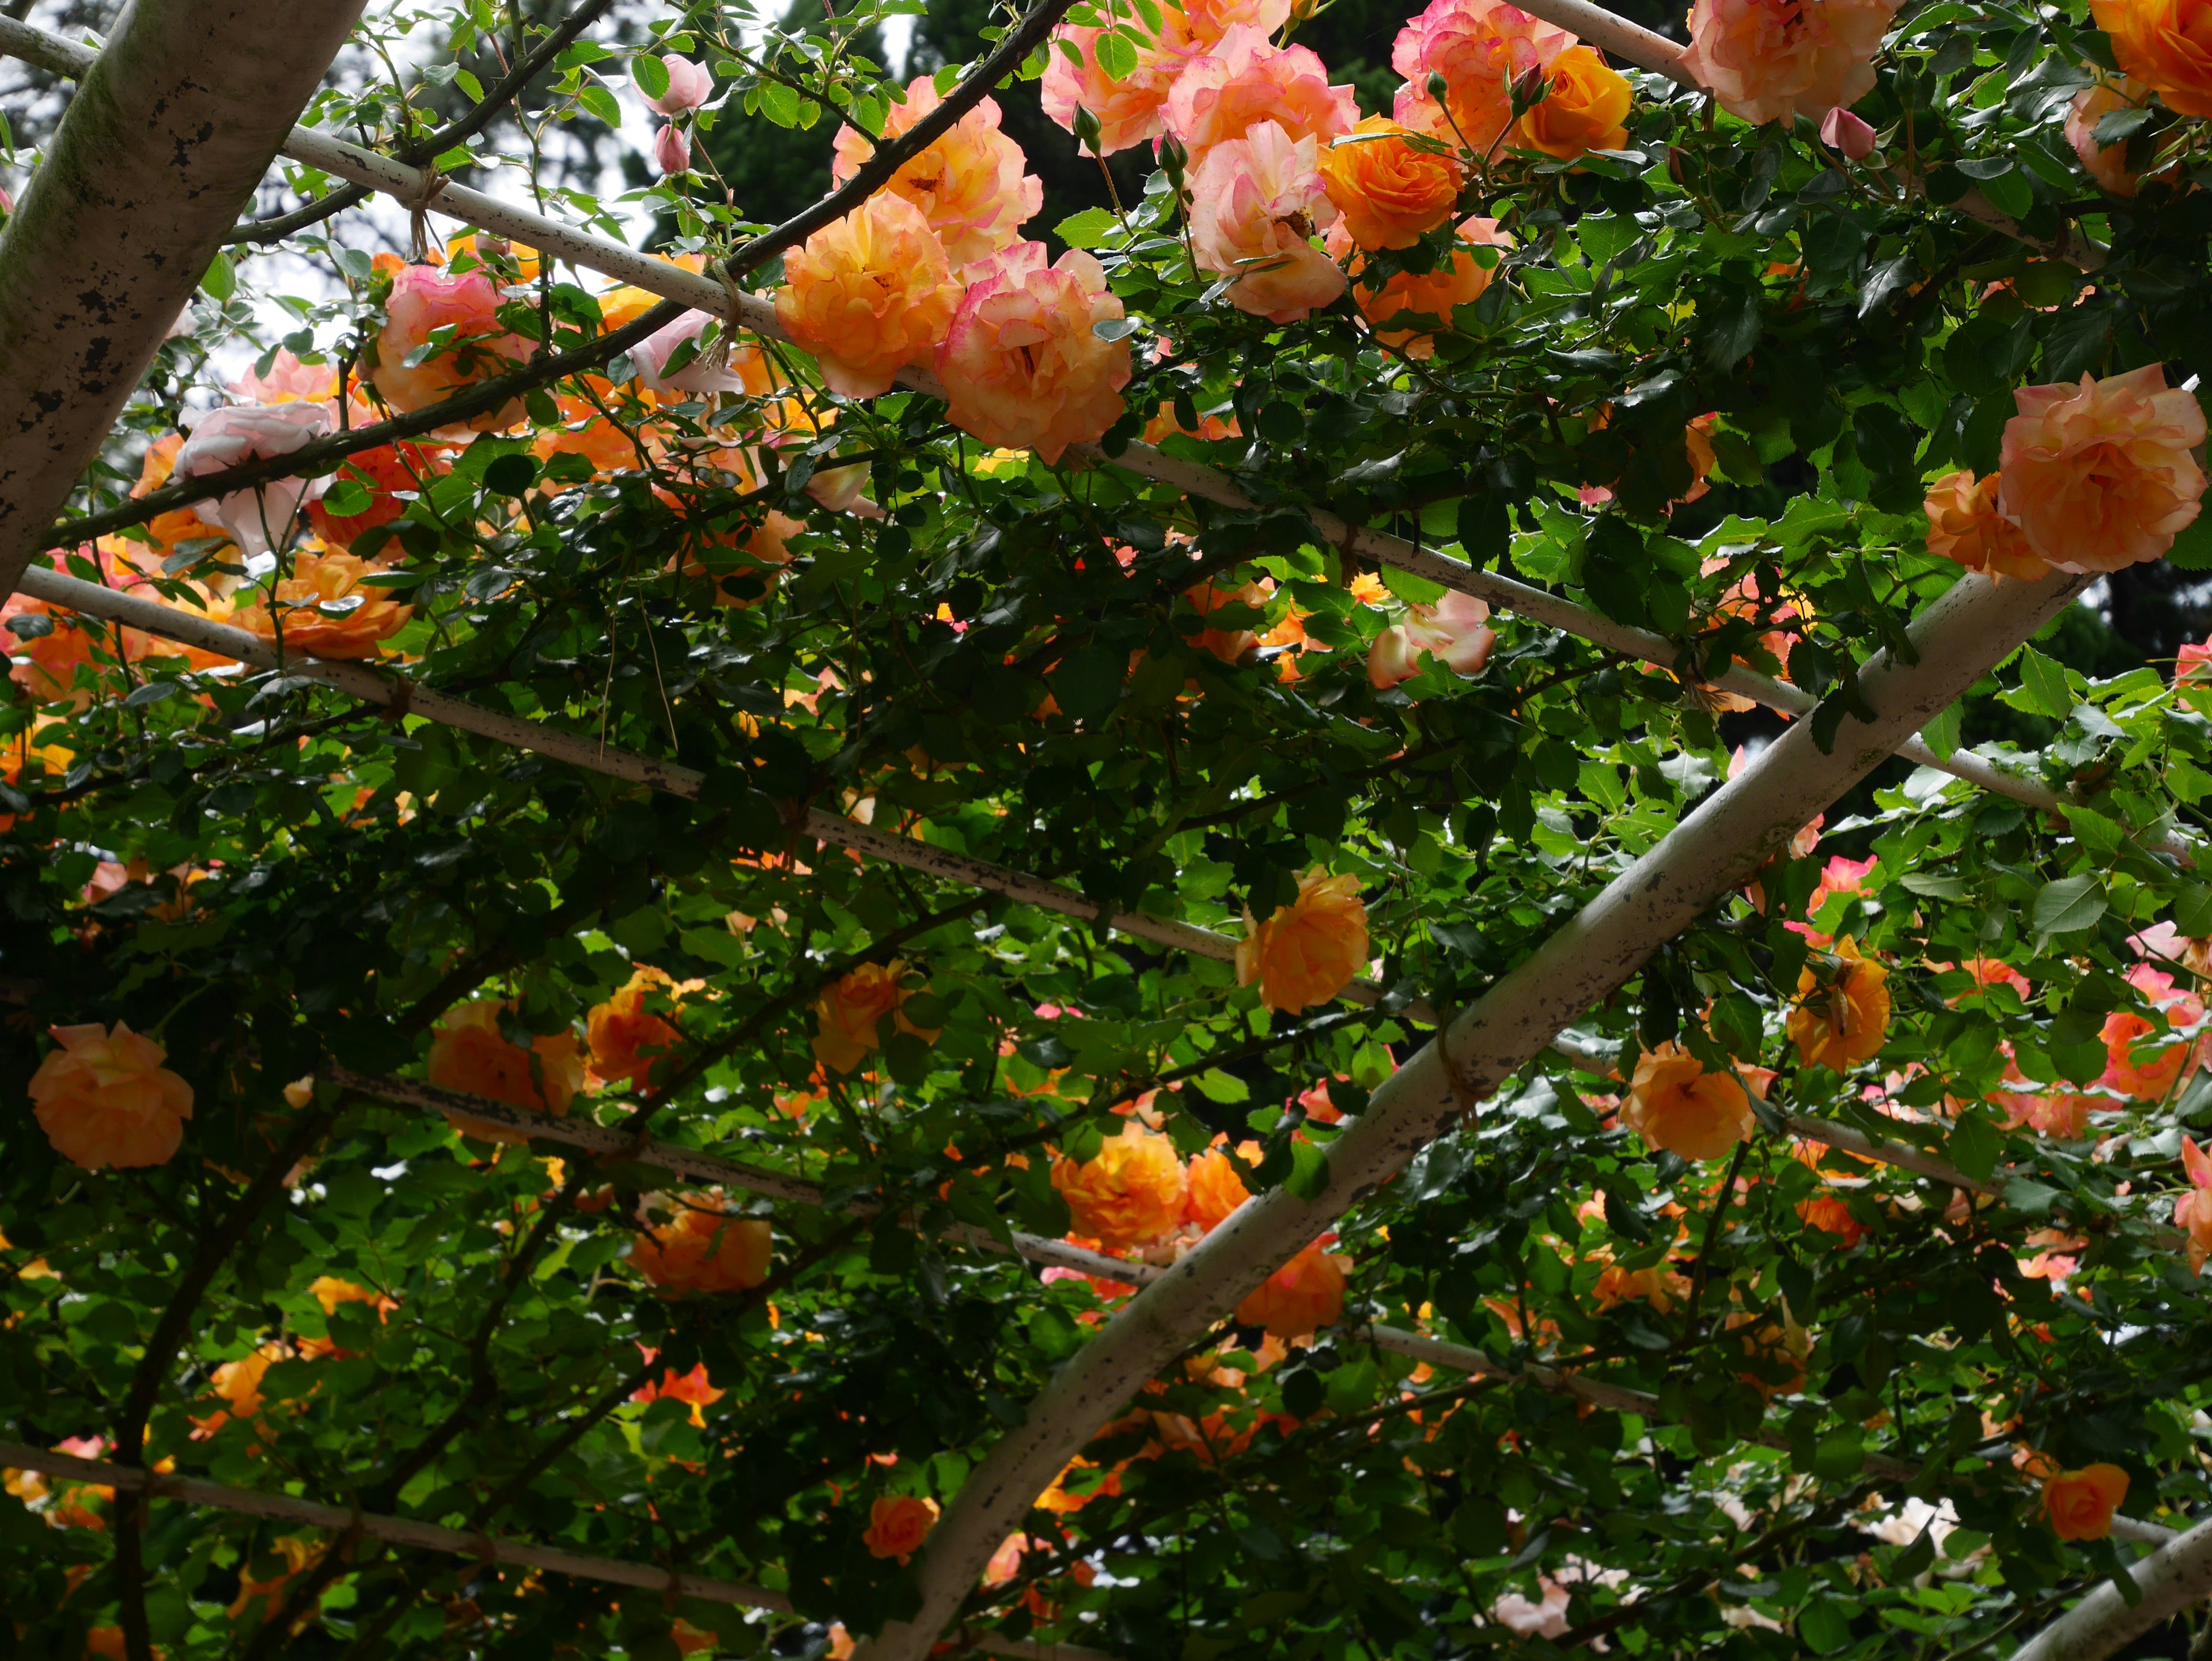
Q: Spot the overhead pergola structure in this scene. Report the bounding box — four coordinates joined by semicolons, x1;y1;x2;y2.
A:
2;1;2208;1658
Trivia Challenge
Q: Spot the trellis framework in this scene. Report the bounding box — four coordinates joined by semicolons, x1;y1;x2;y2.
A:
3;0;2211;1658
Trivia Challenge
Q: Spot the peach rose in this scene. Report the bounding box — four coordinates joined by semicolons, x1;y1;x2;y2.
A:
1997;366;2208;572
1990;1062;2099;1140
1391;0;1576;156
630;1193;773;1295
1052;1120;1188;1247
863;1494;941;1563
813;959;940;1074
1164;27;1358;168
1787;936;1892;1070
773;193;963;399
1623;1043;1753;1162
1923;470;2050;582
1187;120;1348;324
2093;0;2212;118
2043;1463;2130;1541
2066;77;2153;195
1040;7;1207;154
1317;116;1463;252
2;592;135;709
1794;1194;1865;1246
2100;963;2202;1100
2175;1135;2212;1272
426;1000;585;1143
935;242;1132;464
1186;1139;1262;1231
29;1022;195;1171
1185;0;1294;37
231;551;414;660
588;965;699;1087
1680;0;1899;127
831;77;1043;273
1353;215;1513;357
1368;589;1497;688
1185;577;1269;663
309;1276;397;1322
1234;1242;1350;1337
371;265;530;427
1236;867;1369;1013
1514;45;1633;158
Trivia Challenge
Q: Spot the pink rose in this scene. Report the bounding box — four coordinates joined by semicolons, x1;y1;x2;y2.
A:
1366;590;1496;688
173;403;334;561
1040;9;1208;154
1187;120;1347;324
1680;0;1899;127
654;122;692;175
1391;0;1575;155
1996;365;2208;572
1818;106;1877;159
2066;78;2151;196
1164;26;1358;168
372;264;530;427
2178;1136;2212;1273
631;312;751;396
646;55;713;116
934;242;1132;464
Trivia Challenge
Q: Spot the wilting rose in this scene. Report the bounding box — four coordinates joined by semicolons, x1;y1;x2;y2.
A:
645;54;713;115
173;403;335;561
935;243;1132;464
426;1000;585;1142
1040;7;1208;154
630;1193;772;1295
2099;963;2202;1100
232;551;414;660
2043;1463;2130;1540
2093;0;2212;117
372;266;530;427
1623;1042;1753;1161
1236;867;1369;1013
1353;215;1513;357
2065;80;2150;195
1514;46;1633;159
832;77;1043;271
863;1494;941;1563
1680;0;1899;127
1186;1138;1262;1231
1053;1120;1188;1247
1923;470;2050;581
1391;0;1576;156
1997;365;2208;571
29;1022;195;1171
228;1535;324;1623
1787;936;1892;1070
1367;589;1497;688
587;965;698;1087
1317;116;1462;251
1234;1242;1350;1337
305;442;444;551
774;194;964;399
2176;1136;2212;1272
1187;120;1347;323
812;959;941;1073
1164;26;1358;168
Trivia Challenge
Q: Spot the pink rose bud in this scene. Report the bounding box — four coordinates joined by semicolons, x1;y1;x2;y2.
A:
1818;107;1877;160
647;54;713;116
653;122;692;176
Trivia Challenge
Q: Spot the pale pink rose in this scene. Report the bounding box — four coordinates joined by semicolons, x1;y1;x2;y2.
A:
2131;920;2190;962
1493;1580;1571;1637
654;122;692;175
832;77;1041;271
1187;120;1347;324
1366;589;1495;688
1996;365;2208;572
630;312;752;396
1390;0;1575;156
228;348;338;407
646;55;713;116
981;1532;1030;1588
934;242;1132;464
1680;0;1899;127
173;403;333;561
2066;78;2151;196
1819;106;1877;159
1040;9;1209;154
1164;26;1358;168
2177;1136;2212;1272
372;265;531;426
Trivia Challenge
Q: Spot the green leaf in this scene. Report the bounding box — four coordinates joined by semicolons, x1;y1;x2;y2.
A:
2166;512;2212;572
1919;699;1963;760
2018;643;2073;720
632;52;671;100
1947;1113;2003;1182
1050;642;1126;724
2176;882;2212;939
1797;1596;1857;1655
1193;1068;1249;1103
1093;28;1139;81
199;250;235;302
1055;207;1122;249
2032;873;2107;934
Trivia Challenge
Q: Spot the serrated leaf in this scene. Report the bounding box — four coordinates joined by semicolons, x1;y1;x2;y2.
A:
2018;643;2073;720
1194;1068;1249;1104
1055;207;1122;249
2032;873;2107;934
632;52;671;100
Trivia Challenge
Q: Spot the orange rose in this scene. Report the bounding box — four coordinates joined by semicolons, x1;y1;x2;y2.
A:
1997;366;2208;572
1317;115;1462;251
1186;1139;1262;1232
1787;937;1892;1071
630;1193;773;1295
1390;0;1575;156
1622;1043;1753;1162
1923;470;2050;581
228;1536;323;1623
1729;1306;1810;1397
1185;577;1268;663
1681;0;1899;127
2093;0;2212;117
1236;868;1370;1014
305;442;446;551
1039;7;1207;154
1353;215;1512;358
863;1494;941;1563
426;1000;585;1143
192;1340;293;1439
812;959;940;1074
1514;46;1632;159
631;1354;726;1427
232;551;414;660
2043;1463;2130;1540
773;194;963;399
1592;1260;1691;1313
831;76;1042;271
1052;1121;1188;1247
587;965;700;1087
29;1022;195;1171
309;1276;396;1319
1794;1194;1865;1246
1234;1242;1349;1337
677;509;802;608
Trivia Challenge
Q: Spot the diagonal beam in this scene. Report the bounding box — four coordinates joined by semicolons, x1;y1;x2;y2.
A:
854;566;2092;1661
0;0;369;601
2009;1512;2212;1660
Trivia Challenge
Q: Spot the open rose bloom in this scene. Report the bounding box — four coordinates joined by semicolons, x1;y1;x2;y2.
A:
1367;589;1497;687
1234;1242;1350;1337
1188;121;1348;323
1514;45;1633;158
2065;77;2150;195
2042;1463;2130;1540
371;265;531;428
1391;0;1575;154
2177;1137;2212;1272
774;193;963;399
29;1021;195;1170
832;77;1042;272
426;1000;585;1142
1923;470;2050;581
173;402;334;562
1681;0;1900;126
1165;26;1358;165
1354;215;1512;355
630;1194;772;1294
811;958;941;1073
1041;6;1209;154
1318;115;1463;251
2093;0;2212;116
935;243;1132;464
1996;366;2208;571
1053;1121;1188;1247
863;1494;941;1564
232;551;414;659
1623;1042;1753;1161
1236;867;1370;1012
